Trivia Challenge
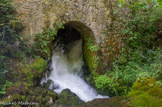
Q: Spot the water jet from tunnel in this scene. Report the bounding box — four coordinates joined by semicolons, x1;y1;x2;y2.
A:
41;22;108;102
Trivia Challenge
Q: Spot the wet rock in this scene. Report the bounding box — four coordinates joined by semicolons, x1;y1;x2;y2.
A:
43;80;53;89
49;97;54;104
54;89;83;107
43;79;60;90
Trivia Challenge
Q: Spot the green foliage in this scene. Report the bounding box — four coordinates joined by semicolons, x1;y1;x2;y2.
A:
33;24;64;59
119;0;160;50
93;0;162;98
94;0;162;96
94;75;111;90
88;37;99;52
112;49;161;96
94;74;119;96
0;55;11;95
0;80;12;95
94;48;161;96
0;0;23;96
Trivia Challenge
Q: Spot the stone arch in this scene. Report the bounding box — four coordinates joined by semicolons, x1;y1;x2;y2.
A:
13;0;123;74
55;21;98;73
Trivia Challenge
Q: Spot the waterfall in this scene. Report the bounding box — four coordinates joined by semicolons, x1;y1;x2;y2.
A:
41;39;108;102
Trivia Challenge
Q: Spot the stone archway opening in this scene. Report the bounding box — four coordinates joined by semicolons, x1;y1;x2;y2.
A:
40;22;108;102
53;21;97;74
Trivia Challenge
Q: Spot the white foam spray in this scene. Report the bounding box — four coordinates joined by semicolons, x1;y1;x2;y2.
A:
41;40;108;102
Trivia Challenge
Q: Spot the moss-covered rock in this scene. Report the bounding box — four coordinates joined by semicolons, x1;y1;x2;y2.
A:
6;81;31;96
30;58;47;75
54;89;83;107
128;77;162;107
3;86;58;107
78;96;130;107
43;80;53;89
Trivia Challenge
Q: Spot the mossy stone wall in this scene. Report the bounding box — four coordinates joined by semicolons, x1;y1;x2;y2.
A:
13;0;124;73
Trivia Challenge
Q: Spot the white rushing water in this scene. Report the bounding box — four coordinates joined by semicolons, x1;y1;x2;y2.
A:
41;39;108;102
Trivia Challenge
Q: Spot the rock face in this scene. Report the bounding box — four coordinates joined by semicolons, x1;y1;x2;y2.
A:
13;0;124;73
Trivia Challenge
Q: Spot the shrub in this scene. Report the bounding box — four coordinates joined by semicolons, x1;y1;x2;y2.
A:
33;23;64;59
97;0;162;96
94;75;112;90
94;48;162;96
0;0;23;96
119;0;161;50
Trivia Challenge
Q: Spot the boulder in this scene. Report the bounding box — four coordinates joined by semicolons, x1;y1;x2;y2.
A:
78;96;130;107
54;89;83;107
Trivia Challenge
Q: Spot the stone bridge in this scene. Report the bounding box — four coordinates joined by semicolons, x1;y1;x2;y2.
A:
13;0;124;73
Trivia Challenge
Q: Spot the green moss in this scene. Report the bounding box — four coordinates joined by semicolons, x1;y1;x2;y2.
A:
5;81;32;96
10;94;23;101
83;36;98;73
130;92;162;107
23;68;34;86
30;58;47;77
128;78;162;107
63;21;100;73
22;58;47;86
84;47;95;72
